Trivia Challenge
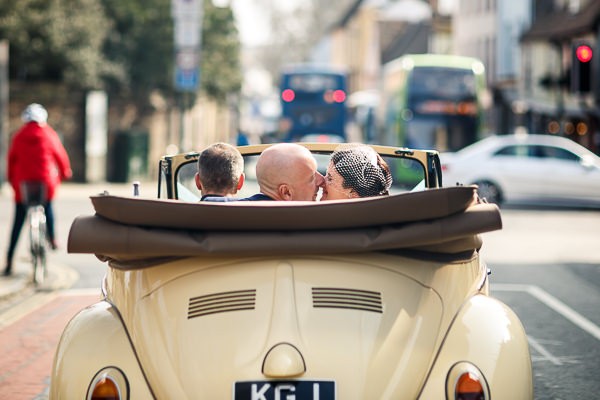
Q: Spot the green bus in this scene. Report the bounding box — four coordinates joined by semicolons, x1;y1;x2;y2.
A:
378;54;487;152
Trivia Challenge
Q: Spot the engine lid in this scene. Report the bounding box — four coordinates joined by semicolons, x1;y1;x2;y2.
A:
128;257;443;399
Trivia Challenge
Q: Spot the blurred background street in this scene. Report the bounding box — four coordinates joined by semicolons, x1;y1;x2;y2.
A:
2;0;600;184
1;0;600;399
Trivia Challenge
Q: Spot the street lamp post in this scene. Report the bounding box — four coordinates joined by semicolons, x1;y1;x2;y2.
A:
172;0;203;152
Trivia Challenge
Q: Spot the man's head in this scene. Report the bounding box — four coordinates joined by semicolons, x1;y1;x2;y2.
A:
195;143;245;197
255;143;324;201
21;103;48;124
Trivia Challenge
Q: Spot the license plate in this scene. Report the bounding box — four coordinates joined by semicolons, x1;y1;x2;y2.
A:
234;380;335;400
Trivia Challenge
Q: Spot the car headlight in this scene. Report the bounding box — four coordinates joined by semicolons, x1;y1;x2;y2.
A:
446;362;490;400
87;367;129;400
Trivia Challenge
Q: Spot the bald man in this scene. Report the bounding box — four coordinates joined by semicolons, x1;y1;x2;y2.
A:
241;143;324;201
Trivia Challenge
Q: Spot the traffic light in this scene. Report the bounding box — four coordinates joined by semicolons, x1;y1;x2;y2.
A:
570;41;593;93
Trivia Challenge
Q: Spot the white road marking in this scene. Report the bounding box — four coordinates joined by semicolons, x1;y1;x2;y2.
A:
527;336;562;366
493;284;600;341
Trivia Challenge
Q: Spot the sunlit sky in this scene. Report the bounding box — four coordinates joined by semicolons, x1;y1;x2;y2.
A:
231;0;271;46
231;0;456;47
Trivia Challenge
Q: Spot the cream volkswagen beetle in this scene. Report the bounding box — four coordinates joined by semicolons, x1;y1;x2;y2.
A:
50;143;533;399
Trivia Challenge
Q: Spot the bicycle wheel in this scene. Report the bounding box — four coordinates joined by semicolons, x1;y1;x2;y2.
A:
29;206;48;285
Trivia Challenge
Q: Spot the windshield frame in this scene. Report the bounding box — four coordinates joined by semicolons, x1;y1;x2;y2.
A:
158;143;442;200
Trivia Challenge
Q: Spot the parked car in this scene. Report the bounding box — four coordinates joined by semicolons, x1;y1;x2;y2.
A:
50;143;532;400
441;134;600;207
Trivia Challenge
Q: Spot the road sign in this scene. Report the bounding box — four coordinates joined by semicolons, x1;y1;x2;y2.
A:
176;48;199;69
171;0;203;19
172;1;202;92
175;19;201;47
175;67;200;92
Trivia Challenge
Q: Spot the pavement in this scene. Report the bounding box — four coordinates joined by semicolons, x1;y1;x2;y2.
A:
0;180;149;306
0;257;79;306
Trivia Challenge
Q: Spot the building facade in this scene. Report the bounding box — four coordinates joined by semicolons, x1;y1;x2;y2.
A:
519;0;600;154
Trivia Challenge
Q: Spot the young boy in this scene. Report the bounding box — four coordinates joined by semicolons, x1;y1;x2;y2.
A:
195;142;245;202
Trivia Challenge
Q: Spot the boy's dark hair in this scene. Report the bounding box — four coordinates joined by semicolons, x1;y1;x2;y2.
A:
197;143;244;193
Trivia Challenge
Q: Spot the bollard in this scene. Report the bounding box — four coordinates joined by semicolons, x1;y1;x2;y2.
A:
132;181;140;197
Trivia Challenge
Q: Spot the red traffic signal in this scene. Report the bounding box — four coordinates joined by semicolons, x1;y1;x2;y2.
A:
571;42;593;93
575;45;593;63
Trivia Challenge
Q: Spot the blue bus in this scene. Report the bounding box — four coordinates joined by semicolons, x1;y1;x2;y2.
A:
278;65;348;142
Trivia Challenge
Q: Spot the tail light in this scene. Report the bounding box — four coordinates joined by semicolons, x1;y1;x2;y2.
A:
446;362;489;400
90;377;119;400
87;367;128;400
455;371;484;399
281;89;295;102
323;89;346;103
332;89;346;103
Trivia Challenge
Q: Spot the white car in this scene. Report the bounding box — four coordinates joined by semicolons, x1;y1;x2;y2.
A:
441;134;600;207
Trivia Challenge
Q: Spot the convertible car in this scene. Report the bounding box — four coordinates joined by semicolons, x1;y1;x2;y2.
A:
50;143;533;399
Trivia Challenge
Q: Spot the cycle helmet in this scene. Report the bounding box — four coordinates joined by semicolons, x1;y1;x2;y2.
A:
21;103;48;123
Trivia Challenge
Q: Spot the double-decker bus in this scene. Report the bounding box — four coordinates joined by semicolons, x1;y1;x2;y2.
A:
378;54;487;152
278;64;348;142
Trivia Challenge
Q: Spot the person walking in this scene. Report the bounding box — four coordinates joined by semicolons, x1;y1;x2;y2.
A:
3;103;72;276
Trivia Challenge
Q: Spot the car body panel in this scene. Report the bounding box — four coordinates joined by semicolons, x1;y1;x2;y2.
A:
52;143;532;399
121;256;444;398
49;302;154;399
542;156;600;200
419;295;533;399
442;134;600;207
99;251;505;399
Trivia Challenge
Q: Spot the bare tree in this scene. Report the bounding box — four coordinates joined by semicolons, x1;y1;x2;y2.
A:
252;0;355;79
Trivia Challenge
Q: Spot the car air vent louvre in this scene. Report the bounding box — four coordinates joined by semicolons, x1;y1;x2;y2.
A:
312;287;382;313
188;289;256;319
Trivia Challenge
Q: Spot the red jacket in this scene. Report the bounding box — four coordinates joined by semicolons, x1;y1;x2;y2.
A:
8;121;72;202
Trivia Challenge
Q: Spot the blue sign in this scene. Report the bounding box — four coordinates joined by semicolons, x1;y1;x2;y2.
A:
175;67;200;92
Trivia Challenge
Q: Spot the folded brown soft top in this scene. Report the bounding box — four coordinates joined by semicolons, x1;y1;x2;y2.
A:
68;186;502;267
89;186;477;231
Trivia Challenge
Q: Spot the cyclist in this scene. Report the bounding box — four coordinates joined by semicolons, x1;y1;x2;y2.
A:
3;103;72;276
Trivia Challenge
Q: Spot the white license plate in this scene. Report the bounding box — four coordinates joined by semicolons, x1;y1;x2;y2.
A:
234;380;335;400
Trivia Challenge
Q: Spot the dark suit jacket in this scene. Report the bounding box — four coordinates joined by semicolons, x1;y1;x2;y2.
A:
238;193;274;201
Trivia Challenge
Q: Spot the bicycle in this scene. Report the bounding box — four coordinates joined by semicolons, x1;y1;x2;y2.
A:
20;181;49;285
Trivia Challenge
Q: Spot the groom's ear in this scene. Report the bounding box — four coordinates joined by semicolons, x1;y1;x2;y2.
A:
278;184;293;201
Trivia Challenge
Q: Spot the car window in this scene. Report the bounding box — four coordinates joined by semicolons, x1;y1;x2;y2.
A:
176;162;201;200
538;145;580;162
299;134;344;143
236;153;426;198
383;156;426;193
493;143;581;163
527;145;546;158
174;151;428;200
493;145;529;157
